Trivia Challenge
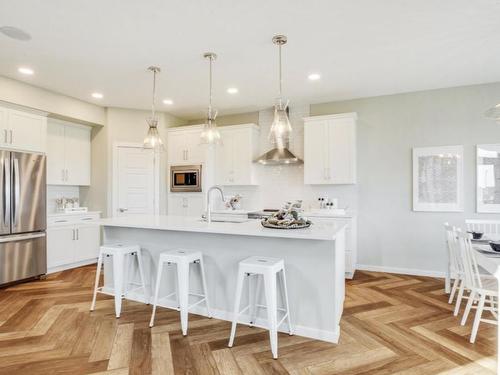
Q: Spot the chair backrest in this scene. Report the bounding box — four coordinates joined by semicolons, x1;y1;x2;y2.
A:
456;228;482;290
466;219;500;238
444;222;462;275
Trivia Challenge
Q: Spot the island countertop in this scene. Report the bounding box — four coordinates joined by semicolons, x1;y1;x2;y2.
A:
98;214;346;241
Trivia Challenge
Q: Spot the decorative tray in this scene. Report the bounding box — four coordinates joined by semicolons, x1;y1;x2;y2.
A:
261;219;311;230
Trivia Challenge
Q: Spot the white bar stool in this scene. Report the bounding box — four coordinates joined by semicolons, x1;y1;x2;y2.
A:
228;256;292;359
149;249;211;336
90;243;149;318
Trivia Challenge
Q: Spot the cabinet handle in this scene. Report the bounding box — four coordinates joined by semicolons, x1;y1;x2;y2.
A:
81;218;93;221
186;150;189;160
76;228;79;240
65;169;69;181
3;129;6;144
54;219;68;223
9;130;13;144
72;229;75;240
61;169;65;182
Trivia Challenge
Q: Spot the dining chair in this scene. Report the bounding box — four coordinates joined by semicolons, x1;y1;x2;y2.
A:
444;223;463;306
455;229;498;343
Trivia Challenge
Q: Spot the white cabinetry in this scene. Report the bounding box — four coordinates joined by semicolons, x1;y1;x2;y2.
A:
305;212;357;278
167;126;205;164
304;113;357;185
47;119;91;185
168;194;204;217
47;212;101;272
0;106;46;152
215;124;259;186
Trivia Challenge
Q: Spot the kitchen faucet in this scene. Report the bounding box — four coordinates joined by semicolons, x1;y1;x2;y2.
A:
206;185;225;223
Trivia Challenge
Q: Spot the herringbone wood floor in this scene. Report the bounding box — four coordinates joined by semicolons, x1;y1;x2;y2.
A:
0;265;496;374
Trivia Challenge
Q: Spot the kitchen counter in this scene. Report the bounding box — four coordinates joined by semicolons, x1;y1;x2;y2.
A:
98;214;346;241
99;214;346;343
48;211;101;217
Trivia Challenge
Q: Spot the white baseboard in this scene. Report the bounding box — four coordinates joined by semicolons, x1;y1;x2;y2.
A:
47;258;97;275
101;287;339;344
356;264;445;278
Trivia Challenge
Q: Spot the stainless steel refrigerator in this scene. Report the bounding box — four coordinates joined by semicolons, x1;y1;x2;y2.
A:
0;150;46;286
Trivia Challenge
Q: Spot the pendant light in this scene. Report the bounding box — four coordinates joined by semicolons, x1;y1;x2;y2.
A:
200;52;221;145
485;103;500;122
269;35;292;148
143;66;164;151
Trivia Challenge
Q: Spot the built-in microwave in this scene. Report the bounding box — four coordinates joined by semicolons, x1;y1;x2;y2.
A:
170;164;202;192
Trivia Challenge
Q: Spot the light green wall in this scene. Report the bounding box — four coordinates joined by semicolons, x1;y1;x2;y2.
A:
185;111;259;126
311;82;500;274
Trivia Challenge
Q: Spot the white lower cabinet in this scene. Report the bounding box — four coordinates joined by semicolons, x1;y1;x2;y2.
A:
47;212;101;272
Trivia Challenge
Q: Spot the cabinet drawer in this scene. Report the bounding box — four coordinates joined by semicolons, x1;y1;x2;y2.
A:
48;213;100;227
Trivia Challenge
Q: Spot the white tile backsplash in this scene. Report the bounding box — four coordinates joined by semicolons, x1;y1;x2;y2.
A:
220;105;358;212
47;185;80;213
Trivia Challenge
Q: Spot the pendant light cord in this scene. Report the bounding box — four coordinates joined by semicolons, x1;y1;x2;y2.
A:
151;68;157;119
209;55;213;117
278;43;282;99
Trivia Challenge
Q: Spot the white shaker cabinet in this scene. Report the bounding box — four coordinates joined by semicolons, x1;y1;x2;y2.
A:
0;106;47;152
215;124;259;186
304;113;357;185
168;194;204;217
167;126;205;164
47;212;101;273
47;119;91;185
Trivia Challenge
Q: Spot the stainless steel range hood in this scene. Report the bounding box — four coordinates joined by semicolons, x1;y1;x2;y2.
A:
255;147;303;165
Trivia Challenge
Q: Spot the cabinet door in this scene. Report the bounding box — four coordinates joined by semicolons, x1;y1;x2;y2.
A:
47;226;75;268
65;125;91;185
46;121;66;185
186;131;204;163
167;132;187;164
215;131;234;185
327;119;356;184
7;109;46;152
75;224;100;261
304;121;328;184
0;107;8;148
186;195;204;217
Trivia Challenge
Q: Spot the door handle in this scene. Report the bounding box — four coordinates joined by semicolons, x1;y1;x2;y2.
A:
118;208;128;213
2;159;9;226
12;158;20;227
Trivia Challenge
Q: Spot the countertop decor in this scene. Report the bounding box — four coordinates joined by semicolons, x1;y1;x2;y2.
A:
261;200;312;229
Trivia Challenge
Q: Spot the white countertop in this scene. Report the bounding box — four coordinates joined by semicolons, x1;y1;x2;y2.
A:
48;211;101;217
98;215;346;241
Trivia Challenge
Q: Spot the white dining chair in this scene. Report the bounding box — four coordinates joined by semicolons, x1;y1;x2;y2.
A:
444;223;463;306
455;229;498;343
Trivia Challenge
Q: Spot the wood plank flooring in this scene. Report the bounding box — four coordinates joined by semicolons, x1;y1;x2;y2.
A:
0;265;496;374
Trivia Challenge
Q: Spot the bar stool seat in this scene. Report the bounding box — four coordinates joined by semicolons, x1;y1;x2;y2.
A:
228;256;292;359
149;249;211;336
90;243;149;318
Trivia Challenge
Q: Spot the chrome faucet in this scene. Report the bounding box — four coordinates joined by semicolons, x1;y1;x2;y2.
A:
206;185;225;223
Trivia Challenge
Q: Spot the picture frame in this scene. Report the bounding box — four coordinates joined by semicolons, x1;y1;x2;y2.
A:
412;145;463;212
476;144;500;213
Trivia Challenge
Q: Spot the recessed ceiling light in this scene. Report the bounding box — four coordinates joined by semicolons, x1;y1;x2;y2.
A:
0;26;31;41
91;92;103;99
163;99;173;105
18;67;34;75
227;87;238;94
308;73;321;81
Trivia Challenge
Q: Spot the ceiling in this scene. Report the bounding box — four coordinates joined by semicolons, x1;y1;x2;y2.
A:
1;0;500;120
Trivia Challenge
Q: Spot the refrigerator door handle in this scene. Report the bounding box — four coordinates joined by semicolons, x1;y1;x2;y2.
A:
3;159;10;226
12;158;20;227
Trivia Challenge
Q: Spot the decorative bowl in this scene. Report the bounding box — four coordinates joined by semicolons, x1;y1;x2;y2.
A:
468;231;483;240
489;241;500;252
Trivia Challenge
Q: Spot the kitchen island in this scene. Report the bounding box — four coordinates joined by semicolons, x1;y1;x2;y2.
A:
98;215;346;343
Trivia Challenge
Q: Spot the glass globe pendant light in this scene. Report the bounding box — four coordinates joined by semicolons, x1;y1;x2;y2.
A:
143;66;164;151
269;35;292;149
485;103;500;123
200;52;222;145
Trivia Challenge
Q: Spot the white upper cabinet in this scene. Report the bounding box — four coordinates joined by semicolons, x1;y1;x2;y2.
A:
0;106;47;152
47;119;91;185
167;126;205;164
304;113;357;185
215;124;259;186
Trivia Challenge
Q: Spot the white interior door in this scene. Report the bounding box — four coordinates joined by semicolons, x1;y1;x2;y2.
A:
115;145;157;217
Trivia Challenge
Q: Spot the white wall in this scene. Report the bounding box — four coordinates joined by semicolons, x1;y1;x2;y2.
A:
311;82;500;275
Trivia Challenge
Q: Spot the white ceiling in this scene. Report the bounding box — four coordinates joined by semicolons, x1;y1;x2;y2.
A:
1;0;499;120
